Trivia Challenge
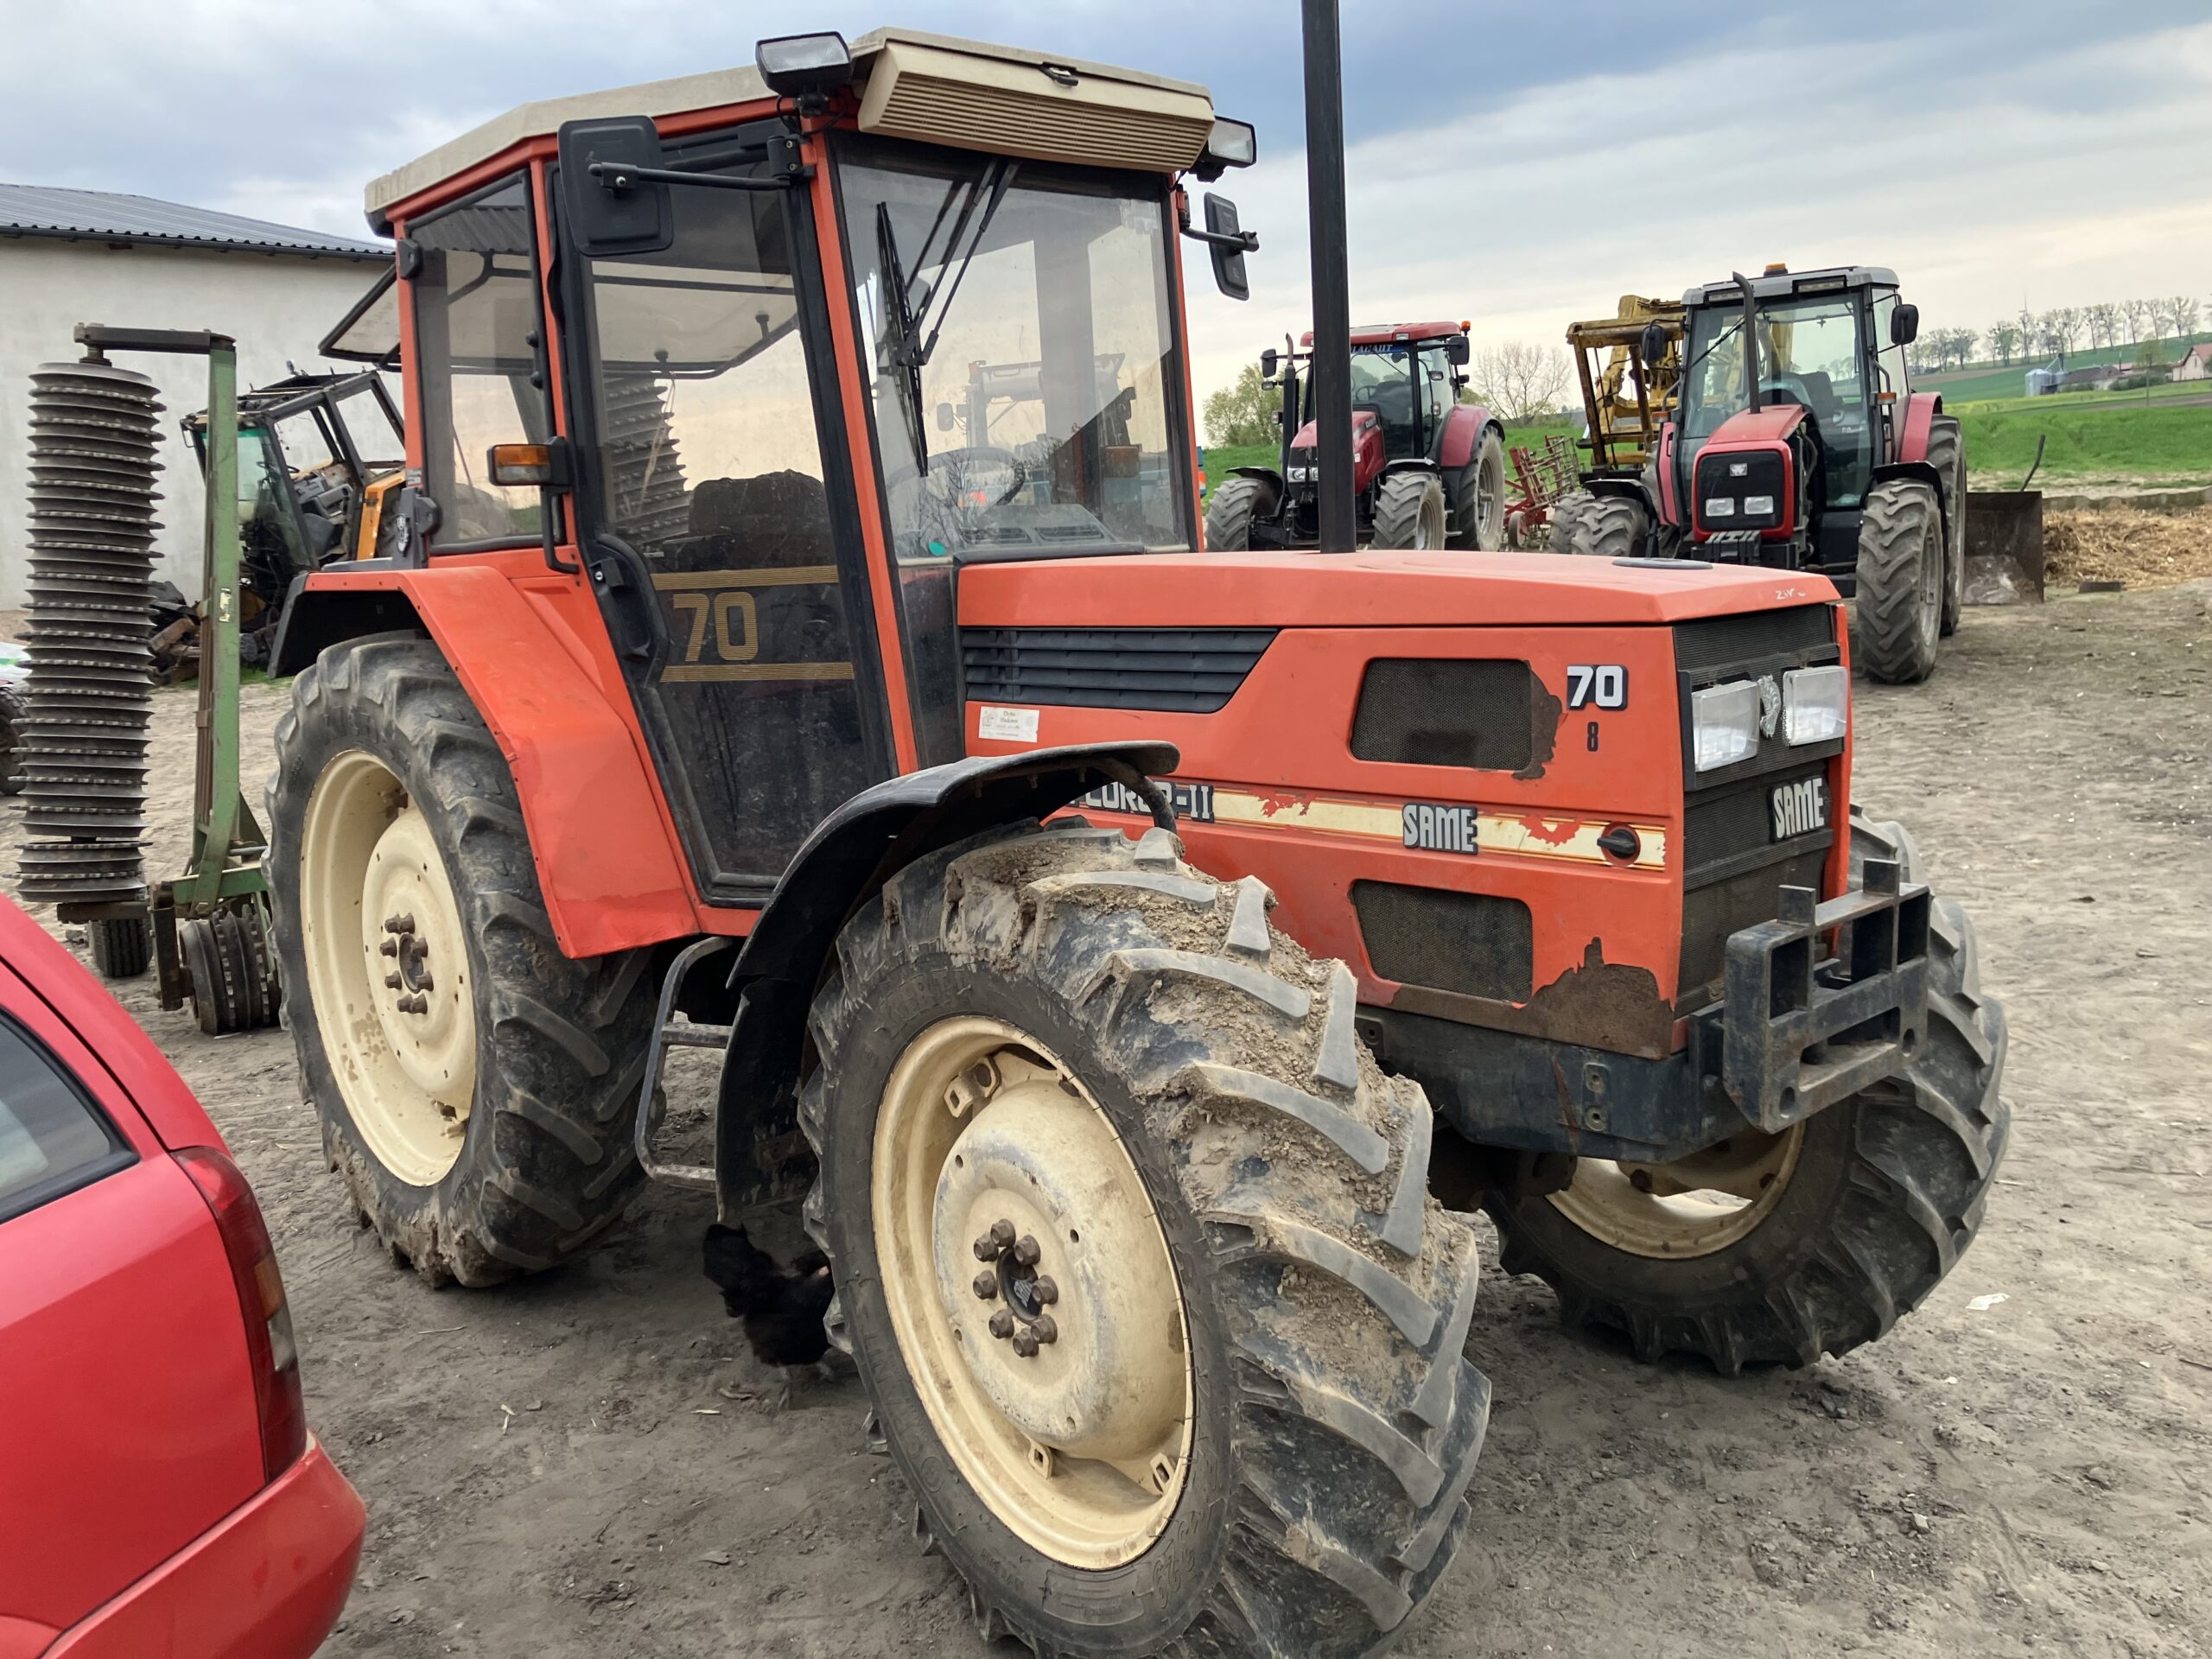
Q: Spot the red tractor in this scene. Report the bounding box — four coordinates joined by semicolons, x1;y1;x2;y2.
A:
261;27;2005;1656
1205;322;1507;550
1548;264;1966;683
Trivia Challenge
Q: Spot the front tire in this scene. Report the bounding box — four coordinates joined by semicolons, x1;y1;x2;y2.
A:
1485;814;2007;1373
802;822;1488;1656
1204;474;1272;551
1853;479;1942;683
1446;429;1506;550
1548;489;1649;558
267;635;656;1286
1370;472;1446;550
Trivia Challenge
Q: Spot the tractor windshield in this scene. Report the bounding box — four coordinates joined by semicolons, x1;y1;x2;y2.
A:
1300;343;1454;460
1681;293;1874;506
837;137;1193;562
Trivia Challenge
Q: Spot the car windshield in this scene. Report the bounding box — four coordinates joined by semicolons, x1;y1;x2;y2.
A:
837;137;1192;563
1681;293;1874;505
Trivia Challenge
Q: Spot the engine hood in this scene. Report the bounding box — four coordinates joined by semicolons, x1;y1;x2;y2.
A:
960;548;1842;630
1287;409;1378;454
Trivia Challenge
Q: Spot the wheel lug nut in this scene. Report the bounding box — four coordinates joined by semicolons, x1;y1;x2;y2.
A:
1012;1234;1039;1268
416;972;434;992
378;938;400;957
990;1218;1016;1249
1011;1330;1039;1358
973;1234;999;1262
385;971;403;989
988;1310;1014;1340
384;913;415;935
972;1271;998;1300
1032;1275;1058;1305
1032;1314;1057;1345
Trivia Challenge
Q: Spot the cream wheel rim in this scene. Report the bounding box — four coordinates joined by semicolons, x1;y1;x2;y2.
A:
1548;1125;1804;1258
300;749;476;1187
872;1017;1192;1567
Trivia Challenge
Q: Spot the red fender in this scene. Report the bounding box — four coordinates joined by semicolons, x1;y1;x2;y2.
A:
296;556;702;958
1893;390;1942;464
1436;403;1498;470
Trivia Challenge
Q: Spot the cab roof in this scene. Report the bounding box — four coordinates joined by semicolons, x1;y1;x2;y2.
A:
1683;266;1899;307
365;27;1214;232
1299;321;1468;349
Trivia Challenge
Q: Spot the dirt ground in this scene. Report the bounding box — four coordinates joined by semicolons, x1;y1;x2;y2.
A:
6;580;2209;1659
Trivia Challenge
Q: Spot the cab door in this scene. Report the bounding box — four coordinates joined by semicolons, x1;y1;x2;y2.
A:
556;126;894;906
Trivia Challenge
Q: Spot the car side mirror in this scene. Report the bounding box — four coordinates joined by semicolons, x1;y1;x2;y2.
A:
1891;303;1919;346
1447;334;1471;367
935;402;956;432
1204;194;1249;302
557;116;673;257
1639;321;1669;369
1260;347;1279;380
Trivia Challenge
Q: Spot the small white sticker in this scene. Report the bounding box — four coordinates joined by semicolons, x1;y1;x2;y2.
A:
976;705;1039;743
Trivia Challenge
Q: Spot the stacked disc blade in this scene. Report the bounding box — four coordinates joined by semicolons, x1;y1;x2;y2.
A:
601;376;690;544
14;358;160;907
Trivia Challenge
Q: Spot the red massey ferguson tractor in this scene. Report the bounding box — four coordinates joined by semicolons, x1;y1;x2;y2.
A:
1548;264;1967;683
264;29;2006;1656
1205;322;1508;550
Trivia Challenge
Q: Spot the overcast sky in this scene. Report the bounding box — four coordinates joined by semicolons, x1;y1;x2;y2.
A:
6;1;2208;406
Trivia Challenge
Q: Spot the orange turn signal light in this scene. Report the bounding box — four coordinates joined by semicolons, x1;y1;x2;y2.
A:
487;442;556;486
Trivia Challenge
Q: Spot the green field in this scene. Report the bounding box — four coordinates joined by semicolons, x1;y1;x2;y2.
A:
1916;333;2212;404
1955;402;2212;486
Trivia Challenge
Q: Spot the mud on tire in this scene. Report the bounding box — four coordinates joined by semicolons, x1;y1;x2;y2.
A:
266;635;657;1286
1926;415;1967;637
1485;814;2009;1373
1853;478;1942;683
800;821;1490;1656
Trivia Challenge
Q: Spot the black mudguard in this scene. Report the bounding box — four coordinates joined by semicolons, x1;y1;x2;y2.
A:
712;741;1177;1217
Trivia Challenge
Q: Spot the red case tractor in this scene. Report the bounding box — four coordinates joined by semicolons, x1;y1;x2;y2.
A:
1548;265;1967;683
261;30;2006;1657
1205;322;1508;550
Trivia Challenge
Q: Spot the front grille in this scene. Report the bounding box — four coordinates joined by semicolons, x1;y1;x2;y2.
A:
962;627;1275;713
1685;762;1834;885
1353;880;1534;1003
1673;604;1837;681
1693;448;1788;532
1351;658;1543;773
1679;848;1828;1007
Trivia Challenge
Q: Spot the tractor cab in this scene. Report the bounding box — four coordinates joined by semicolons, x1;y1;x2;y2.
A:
1205;320;1507;551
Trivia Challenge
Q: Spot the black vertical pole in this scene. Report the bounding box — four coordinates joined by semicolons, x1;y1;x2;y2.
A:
1302;0;1355;552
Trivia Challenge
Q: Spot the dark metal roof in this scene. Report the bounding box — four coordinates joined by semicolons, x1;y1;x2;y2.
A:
1682;266;1899;307
0;182;387;260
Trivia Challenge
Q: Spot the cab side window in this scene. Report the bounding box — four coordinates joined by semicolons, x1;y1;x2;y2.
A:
410;175;550;547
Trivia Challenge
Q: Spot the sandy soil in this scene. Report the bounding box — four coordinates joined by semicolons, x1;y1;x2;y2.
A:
5;583;2209;1659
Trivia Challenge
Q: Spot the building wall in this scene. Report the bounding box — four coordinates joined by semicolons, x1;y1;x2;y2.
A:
0;237;388;610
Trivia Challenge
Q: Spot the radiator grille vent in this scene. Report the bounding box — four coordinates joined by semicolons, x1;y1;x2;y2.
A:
962;627;1274;713
1351;658;1540;772
1672;604;1837;680
1684;763;1833;883
1353;880;1534;1003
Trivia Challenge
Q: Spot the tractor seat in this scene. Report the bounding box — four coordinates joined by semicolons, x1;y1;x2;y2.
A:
689;470;835;568
1795;371;1840;423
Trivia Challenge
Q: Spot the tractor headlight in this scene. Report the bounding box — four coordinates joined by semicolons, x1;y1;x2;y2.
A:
1783;664;1849;746
1691;680;1762;772
1703;497;1736;518
1744;494;1775;516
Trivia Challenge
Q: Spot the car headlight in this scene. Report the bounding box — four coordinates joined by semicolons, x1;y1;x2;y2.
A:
1692;680;1761;771
1783;664;1848;745
1704;497;1736;518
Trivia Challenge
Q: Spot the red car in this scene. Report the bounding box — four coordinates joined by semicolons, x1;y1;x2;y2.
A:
0;899;362;1657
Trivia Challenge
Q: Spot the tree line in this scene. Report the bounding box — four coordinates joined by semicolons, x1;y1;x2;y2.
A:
1910;296;2204;375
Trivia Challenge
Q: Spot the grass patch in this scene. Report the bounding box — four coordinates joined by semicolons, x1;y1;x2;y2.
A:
1916;333;2212;404
1956;402;2212;485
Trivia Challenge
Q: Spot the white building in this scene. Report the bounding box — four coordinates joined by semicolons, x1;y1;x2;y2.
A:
0;184;388;608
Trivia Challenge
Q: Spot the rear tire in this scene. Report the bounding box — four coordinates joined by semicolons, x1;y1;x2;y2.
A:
802;822;1488;1656
1548;489;1649;558
1927;416;1967;636
1853;479;1942;683
1446;429;1506;550
267;635;656;1287
1205;474;1273;551
1370;472;1447;550
1485;815;2007;1373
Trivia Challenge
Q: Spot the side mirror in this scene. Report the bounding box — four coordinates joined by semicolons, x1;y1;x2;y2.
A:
1891;302;1920;346
486;439;572;490
1446;334;1471;367
935;402;956;433
1204;194;1249;302
1259;347;1280;380
1639;321;1669;369
556;116;672;257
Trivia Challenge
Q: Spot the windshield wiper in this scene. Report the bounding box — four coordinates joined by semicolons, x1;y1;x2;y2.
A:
875;201;931;471
910;159;1018;368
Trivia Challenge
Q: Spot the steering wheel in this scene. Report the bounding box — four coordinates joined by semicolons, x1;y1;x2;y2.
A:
913;445;1029;508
